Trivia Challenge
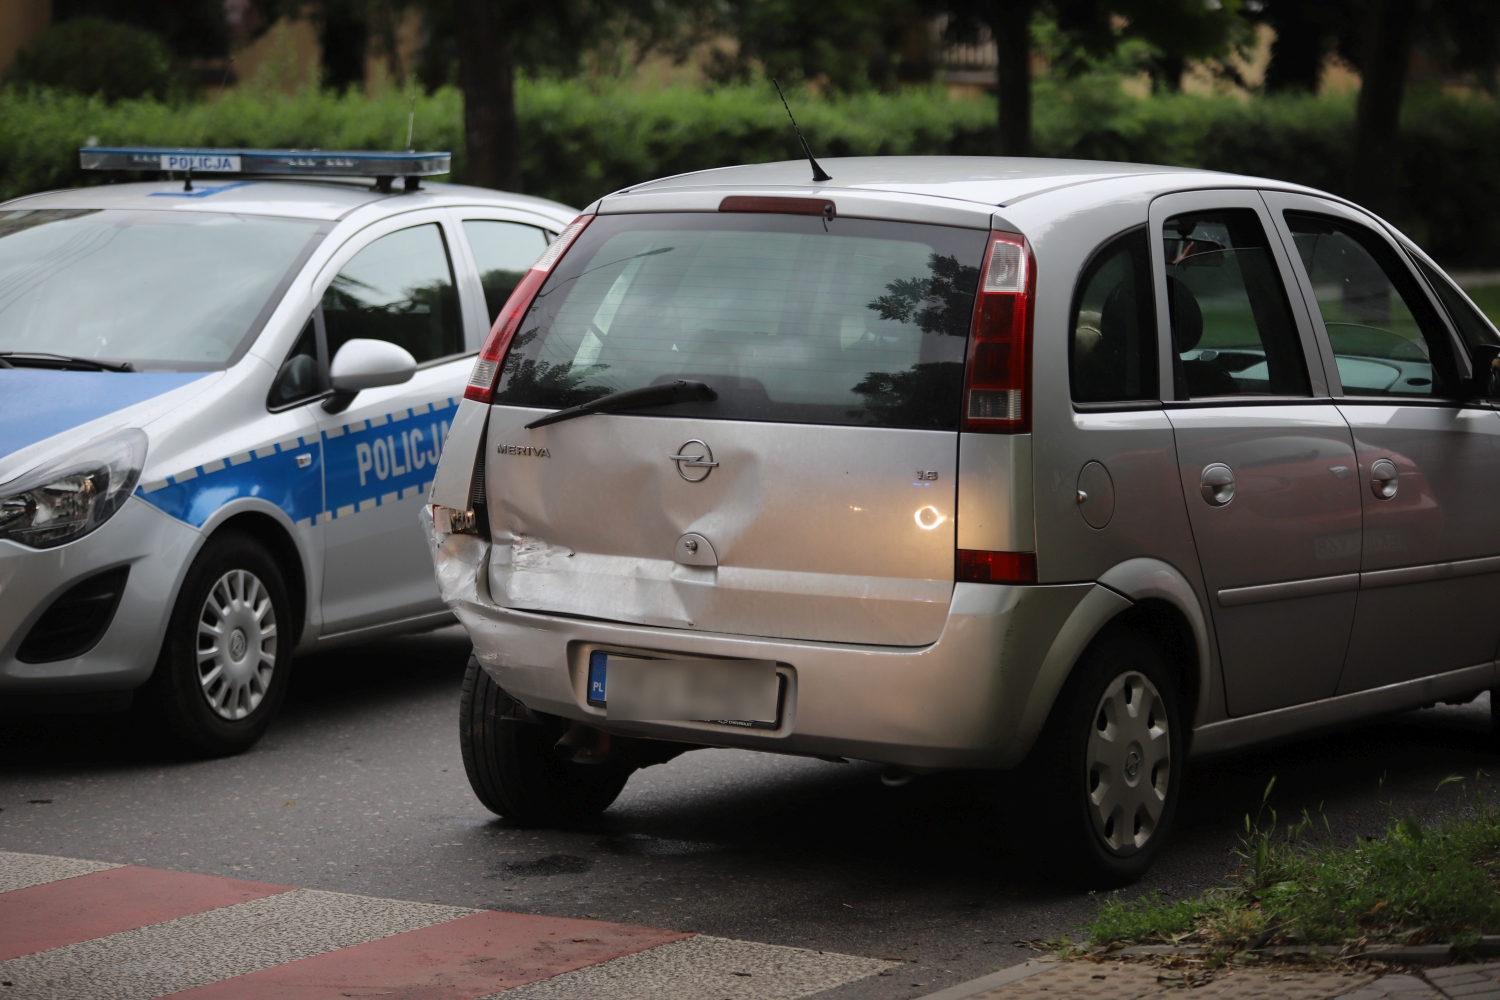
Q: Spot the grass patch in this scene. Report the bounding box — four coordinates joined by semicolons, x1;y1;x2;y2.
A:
1084;776;1500;953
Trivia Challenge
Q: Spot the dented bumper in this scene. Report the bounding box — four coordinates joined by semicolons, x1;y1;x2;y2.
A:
427;508;1097;770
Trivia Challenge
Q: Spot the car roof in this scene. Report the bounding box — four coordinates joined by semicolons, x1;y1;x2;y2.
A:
611;155;1299;208
1;178;577;223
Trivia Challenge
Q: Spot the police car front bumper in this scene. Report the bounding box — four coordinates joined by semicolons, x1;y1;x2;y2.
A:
0;497;198;694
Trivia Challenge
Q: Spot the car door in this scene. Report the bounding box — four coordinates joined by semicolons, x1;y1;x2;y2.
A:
1152;190;1362;717
1265;192;1500;693
313;211;486;636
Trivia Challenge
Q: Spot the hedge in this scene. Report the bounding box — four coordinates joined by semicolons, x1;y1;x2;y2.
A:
2;79;1497;265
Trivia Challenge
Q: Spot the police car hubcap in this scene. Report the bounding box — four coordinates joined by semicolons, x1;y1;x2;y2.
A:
1085;671;1170;857
196;569;277;721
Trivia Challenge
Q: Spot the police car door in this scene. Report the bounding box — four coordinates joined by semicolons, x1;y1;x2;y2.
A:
313;210;484;636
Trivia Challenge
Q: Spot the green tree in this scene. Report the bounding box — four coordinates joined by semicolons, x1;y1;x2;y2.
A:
1242;0;1500;220
3;18;181;102
51;0;232;59
928;0;1246;155
706;0;932;92
410;0;709;192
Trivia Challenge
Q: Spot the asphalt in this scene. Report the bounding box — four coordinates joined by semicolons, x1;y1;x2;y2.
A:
1;626;1497;1000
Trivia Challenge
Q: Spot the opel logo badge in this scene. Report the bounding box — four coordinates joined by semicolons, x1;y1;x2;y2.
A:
1124;749;1142;781
669;440;718;482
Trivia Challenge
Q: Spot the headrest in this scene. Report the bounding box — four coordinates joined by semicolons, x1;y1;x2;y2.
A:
1168;276;1203;353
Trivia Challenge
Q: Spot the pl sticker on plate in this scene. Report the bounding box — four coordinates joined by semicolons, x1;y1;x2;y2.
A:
159;153;241;173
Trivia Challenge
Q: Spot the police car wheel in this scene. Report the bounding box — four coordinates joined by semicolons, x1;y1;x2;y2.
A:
460;655;632;826
146;532;293;757
1025;630;1182;888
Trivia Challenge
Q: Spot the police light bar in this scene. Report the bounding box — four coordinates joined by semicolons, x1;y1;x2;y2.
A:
78;147;451;179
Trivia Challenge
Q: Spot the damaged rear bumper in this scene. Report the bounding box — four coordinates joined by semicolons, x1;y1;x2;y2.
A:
426;508;1104;770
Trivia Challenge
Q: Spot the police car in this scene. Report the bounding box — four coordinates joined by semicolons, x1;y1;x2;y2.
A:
0;147;577;755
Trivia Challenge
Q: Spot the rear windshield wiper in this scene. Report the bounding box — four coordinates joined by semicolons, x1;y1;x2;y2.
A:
0;352;134;372
525;380;717;430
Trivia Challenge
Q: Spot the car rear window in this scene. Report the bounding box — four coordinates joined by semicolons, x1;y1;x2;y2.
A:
493;213;988;429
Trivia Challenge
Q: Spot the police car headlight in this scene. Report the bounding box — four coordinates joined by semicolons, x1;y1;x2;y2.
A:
0;429;147;549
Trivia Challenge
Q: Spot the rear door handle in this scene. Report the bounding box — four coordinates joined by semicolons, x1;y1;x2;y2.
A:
1200;463;1235;506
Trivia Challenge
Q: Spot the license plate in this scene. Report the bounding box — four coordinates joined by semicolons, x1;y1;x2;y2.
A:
587;651;780;727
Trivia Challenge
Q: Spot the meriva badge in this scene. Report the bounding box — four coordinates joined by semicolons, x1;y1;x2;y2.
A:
496;444;551;457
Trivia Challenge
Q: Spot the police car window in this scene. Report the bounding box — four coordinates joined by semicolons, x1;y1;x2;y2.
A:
1163;210;1310;399
322;223;463;366
1071;228;1157;403
0;209;322;370
494;213;986;429
462;220;550;324
1286;212;1458;398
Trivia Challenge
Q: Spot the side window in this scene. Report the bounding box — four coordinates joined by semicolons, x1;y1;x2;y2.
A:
1412;255;1500;350
1285;212;1457;398
1071;228;1157;403
267;316;322;409
462;220;551;324
1163;209;1311;399
322;223;462;365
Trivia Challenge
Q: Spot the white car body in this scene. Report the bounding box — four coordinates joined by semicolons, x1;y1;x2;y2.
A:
0;178;576;704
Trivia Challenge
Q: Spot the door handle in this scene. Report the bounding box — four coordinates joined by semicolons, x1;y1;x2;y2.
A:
1370;458;1399;500
1200;463;1235;506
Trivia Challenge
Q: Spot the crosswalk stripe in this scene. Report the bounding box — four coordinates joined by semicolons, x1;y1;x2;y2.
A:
161;910;689;999
0;888;473;1000
491;934;897;1000
0;866;292;962
0;851;119;894
0;852;897;1000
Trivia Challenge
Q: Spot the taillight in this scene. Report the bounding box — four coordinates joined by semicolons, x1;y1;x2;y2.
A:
465;214;594;404
962;231;1034;433
956;550;1037;584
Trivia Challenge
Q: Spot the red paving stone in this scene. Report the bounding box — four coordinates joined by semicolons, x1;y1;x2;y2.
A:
163;908;691;999
0;865;292;961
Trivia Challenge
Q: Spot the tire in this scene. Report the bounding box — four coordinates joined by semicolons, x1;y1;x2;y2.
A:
143;531;293;757
1025;630;1183;888
460;654;631;825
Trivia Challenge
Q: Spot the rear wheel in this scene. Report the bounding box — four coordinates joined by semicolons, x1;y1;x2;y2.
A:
143;532;293;757
460;655;631;825
1026;630;1182;887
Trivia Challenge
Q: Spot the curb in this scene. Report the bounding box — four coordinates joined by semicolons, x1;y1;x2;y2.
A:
1112;936;1500;965
915;937;1500;1000
914;959;1059;1000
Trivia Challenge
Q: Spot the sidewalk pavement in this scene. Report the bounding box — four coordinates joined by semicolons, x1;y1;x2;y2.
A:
0;849;894;999
923;956;1500;1000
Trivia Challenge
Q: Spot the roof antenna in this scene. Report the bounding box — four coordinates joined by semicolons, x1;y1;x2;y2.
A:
186;55;235;192
773;79;831;183
405;89;417;151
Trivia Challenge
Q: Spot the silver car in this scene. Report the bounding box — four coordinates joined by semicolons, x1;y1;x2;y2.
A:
427;157;1500;884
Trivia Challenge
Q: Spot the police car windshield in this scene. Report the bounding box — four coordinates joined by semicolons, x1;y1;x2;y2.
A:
0;208;323;370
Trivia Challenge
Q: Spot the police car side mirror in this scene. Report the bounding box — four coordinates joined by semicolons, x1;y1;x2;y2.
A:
324;339;417;413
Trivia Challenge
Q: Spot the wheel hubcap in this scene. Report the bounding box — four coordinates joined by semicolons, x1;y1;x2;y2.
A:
196;569;277;720
1086;670;1170;856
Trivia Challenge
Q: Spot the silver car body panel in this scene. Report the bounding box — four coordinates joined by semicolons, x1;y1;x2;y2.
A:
483;407;959;646
1262;191;1500;697
431;157;1500;768
955;434;1033;552
1191;660;1498;757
